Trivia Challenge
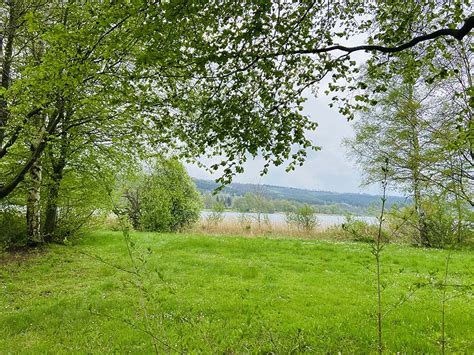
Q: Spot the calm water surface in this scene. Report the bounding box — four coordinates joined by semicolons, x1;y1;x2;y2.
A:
201;211;376;227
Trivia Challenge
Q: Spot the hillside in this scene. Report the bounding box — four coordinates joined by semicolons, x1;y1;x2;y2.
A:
193;178;409;210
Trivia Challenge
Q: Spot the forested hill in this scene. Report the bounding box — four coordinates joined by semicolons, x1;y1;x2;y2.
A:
193;179;408;209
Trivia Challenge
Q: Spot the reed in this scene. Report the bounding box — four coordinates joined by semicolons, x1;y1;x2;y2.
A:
189;217;351;241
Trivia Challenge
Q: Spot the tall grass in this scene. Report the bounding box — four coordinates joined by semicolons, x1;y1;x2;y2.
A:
190;218;353;241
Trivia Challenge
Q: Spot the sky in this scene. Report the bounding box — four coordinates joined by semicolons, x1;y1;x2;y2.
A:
185;93;382;195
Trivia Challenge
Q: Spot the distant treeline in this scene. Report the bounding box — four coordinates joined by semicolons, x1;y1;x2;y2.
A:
196;179;409;215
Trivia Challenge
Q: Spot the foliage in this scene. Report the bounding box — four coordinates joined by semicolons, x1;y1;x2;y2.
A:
41;166;110;242
286;204;319;232
124;158;202;233
0;1;469;247
196;179;408;212
202;193;232;210
387;198;473;248
421;197;473;248
0;207;27;249
0;1;471;200
345;67;472;247
341;216;381;243
202;190;381;216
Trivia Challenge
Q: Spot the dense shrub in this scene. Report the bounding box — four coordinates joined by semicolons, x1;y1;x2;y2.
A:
422;197;473;248
52;207;104;243
41;170;111;243
0;207;27;249
122;158;202;232
387;198;473;248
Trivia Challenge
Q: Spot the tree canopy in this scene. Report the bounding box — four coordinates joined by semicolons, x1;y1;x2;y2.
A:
0;0;472;200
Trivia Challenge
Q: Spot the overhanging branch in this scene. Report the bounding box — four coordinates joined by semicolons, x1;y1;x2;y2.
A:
278;15;474;56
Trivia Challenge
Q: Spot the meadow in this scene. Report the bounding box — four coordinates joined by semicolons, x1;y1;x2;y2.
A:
0;231;473;353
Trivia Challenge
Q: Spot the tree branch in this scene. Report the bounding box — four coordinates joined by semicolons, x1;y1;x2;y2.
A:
0;109;60;199
276;15;474;56
0;107;42;159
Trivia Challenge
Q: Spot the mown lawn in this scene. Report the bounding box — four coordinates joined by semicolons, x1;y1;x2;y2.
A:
0;231;473;353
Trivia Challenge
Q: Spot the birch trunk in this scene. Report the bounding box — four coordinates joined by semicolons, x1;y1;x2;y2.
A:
26;157;42;244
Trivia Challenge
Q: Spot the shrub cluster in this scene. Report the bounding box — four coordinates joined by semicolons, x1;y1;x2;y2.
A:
122;158;202;233
0;207;27;249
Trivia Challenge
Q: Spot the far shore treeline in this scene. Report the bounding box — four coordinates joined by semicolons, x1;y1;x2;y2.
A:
195;178;409;215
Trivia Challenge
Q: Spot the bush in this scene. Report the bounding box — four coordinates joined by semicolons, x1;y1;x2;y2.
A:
386;198;473;248
206;201;225;226
0;207;27;249
52;206;105;243
238;213;252;232
41;169;111;243
342;215;381;243
123;157;202;232
421;197;473;248
102;215;133;231
286;204;319;232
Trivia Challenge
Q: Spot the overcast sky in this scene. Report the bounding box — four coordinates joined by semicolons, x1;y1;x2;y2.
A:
185;93;383;195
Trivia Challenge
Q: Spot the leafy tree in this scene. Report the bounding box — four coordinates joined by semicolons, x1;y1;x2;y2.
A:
345;81;434;245
0;1;155;242
38;99;146;241
423;41;473;206
345;56;472;246
1;1;472;200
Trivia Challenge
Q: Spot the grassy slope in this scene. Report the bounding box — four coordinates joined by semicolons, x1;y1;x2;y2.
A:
0;231;473;353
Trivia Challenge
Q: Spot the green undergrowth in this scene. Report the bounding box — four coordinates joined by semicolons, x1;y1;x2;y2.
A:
0;231;473;353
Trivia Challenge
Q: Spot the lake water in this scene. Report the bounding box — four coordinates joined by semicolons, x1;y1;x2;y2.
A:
201;211;377;228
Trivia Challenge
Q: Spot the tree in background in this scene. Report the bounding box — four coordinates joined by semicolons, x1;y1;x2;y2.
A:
251;183;268;227
345;82;433;245
206;200;225;227
424;41;473;242
345;51;472;247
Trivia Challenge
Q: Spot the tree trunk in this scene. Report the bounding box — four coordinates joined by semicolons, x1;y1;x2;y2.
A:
0;0;17;148
407;85;429;247
26;157;42;245
26;108;49;245
412;179;429;246
43;165;64;242
43;120;68;241
453;160;464;245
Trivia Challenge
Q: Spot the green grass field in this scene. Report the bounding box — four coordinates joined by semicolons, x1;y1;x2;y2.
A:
1;231;473;353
